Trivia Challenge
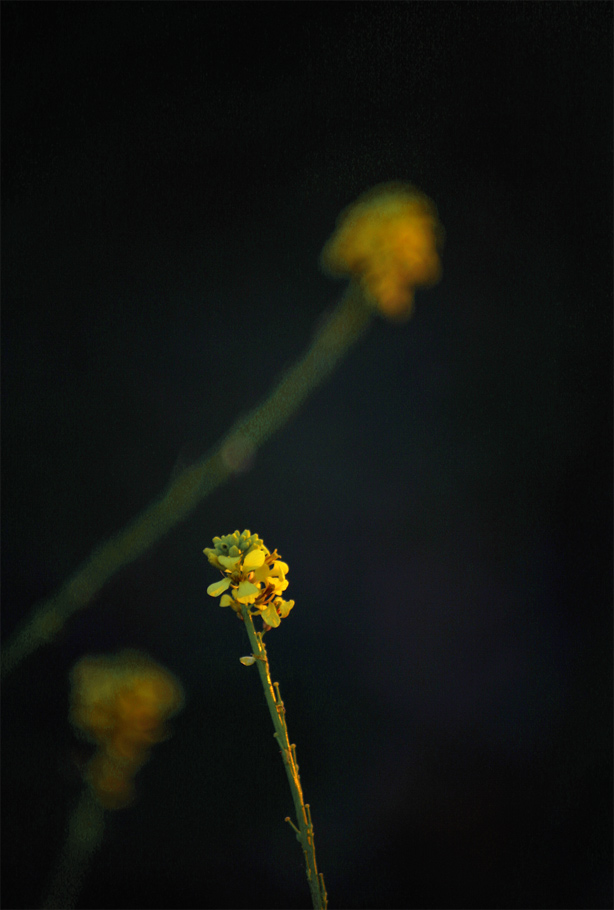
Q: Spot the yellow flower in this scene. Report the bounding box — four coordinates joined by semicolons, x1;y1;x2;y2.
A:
204;530;294;628
70;650;183;809
250;557;289;597
320;181;444;321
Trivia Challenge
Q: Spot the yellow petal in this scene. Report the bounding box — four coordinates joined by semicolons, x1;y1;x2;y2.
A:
277;598;295;619
207;578;231;597
239;655;257;666
219;594;234;607
243;548;266;569
260;603;281;628
271;578;289;595
235;580;260;603
250;564;270;583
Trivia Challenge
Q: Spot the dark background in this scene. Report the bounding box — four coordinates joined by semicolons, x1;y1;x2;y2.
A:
2;3;612;909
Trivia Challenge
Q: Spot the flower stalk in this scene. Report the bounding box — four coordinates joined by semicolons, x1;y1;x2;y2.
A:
240;604;328;910
203;530;327;907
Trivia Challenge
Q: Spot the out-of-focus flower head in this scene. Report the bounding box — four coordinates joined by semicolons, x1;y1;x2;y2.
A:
320;181;444;321
70;650;184;809
204;529;295;629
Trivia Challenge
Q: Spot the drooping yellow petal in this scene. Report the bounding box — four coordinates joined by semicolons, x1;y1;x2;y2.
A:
260;603;281;628
277;598;295;619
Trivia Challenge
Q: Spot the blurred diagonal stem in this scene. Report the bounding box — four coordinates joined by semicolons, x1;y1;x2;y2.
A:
241;604;328;910
1;285;372;681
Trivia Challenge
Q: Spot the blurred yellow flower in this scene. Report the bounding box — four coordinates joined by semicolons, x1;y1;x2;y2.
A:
320;181;444;321
70;650;183;809
204;530;294;628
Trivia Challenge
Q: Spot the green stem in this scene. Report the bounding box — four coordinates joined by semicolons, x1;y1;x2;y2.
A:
241;605;328;910
41;785;105;909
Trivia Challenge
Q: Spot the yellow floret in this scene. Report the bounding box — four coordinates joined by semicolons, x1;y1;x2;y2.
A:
320;181;444;321
70;650;183;809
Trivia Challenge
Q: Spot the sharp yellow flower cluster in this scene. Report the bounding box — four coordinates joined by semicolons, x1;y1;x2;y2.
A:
204;529;295;629
320;181;444;321
69;650;184;809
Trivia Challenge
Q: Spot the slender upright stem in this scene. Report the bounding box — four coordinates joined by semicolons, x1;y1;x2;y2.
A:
241;605;328;910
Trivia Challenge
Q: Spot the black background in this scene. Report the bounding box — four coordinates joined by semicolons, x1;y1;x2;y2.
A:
2;3;612;909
